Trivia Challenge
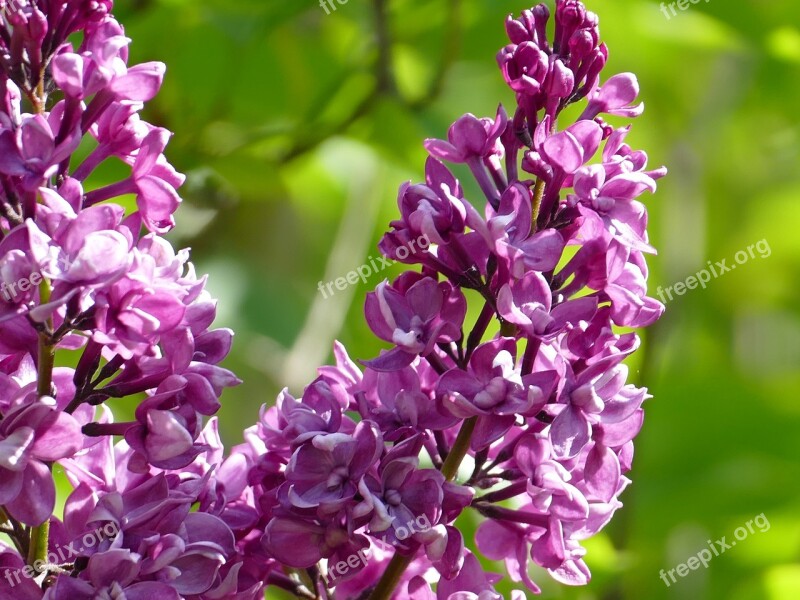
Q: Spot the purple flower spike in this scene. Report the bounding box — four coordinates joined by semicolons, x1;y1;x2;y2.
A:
0;1;664;598
0;4;253;596
241;1;664;596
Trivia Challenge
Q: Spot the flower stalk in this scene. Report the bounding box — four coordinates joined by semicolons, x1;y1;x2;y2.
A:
368;416;478;600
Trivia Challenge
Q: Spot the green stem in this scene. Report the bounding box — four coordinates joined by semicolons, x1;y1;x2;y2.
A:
531;178;546;229
36;279;55;398
365;552;414;600
367;417;478;600
36;332;55;398
29;280;55;572
27;518;49;568
440;416;477;482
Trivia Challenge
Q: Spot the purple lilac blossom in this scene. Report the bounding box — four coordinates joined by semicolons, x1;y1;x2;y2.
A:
0;1;663;599
0;2;245;599
242;0;664;598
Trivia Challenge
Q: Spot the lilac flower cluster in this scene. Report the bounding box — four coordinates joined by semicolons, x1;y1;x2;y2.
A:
0;2;246;598
0;1;665;599
242;1;665;598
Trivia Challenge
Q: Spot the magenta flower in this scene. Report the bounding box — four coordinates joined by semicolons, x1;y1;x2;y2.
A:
262;517;371;572
580;73;644;120
478;183;566;278
0;111;80;190
45;550;182;600
362;436;445;542
424;110;507;165
0;402;82;525
498;40;549;95
358;364;458;438
0;1;665;598
438;338;547;427
389;157;468;247
364;274;467;371
283;421;383;514
257;382;352;452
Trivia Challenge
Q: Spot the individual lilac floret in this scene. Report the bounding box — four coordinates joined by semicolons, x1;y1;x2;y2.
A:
364;273;467;371
437;338;554;449
0;402;82;525
386;157;469;248
357;362;458;439
282;421;383;514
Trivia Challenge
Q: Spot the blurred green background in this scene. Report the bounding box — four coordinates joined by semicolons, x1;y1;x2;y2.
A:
110;0;800;598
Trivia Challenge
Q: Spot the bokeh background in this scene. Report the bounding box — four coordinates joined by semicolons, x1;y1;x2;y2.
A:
108;0;800;598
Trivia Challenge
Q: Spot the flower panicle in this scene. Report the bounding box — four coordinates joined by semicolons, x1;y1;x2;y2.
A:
246;1;666;598
0;1;665;599
0;2;251;598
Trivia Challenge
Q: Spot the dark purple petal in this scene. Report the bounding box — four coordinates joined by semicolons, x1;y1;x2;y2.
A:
123;582;181;600
262;518;324;568
0;468;24;505
30;411;82;461
362;347;416;372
